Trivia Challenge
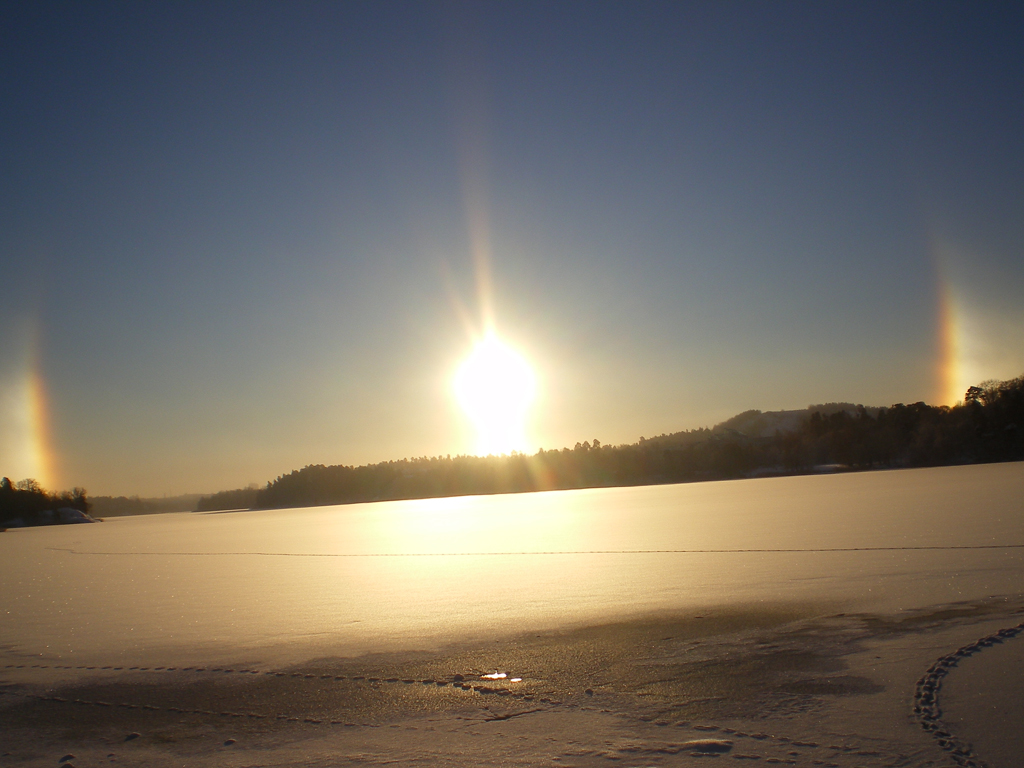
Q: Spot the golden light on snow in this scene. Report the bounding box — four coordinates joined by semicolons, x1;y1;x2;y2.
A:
453;333;536;456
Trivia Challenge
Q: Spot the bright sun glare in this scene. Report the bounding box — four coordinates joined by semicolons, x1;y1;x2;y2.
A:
453;333;536;456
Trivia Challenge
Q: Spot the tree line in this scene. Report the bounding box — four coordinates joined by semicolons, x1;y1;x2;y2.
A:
226;374;1022;512
0;477;91;527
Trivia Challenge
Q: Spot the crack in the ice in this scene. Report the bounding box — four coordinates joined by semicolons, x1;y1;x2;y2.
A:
46;543;1024;557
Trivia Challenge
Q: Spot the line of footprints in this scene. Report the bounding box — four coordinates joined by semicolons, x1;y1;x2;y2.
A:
2;663;880;765
913;619;1024;768
7;621;1023;766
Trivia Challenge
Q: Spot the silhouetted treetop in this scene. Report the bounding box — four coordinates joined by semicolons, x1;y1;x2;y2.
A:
0;479;92;527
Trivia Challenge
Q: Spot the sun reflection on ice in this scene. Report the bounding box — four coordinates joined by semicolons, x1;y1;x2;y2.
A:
481;672;523;682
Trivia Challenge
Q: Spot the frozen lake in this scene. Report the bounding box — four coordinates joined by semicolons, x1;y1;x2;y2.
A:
2;462;1022;668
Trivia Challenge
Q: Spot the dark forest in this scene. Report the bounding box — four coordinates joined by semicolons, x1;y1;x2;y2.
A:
235;375;1023;512
0;478;91;526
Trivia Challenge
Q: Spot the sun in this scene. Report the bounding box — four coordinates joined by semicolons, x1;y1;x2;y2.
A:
453;333;536;456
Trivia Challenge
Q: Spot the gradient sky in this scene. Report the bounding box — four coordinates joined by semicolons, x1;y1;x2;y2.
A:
2;1;1022;496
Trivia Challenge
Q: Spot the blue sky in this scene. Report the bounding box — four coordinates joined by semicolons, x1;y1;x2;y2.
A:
2;1;1022;495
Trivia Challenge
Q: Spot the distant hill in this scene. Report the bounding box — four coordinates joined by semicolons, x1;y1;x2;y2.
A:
195;486;260;512
89;493;203;518
639;403;879;448
713;403;882;438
